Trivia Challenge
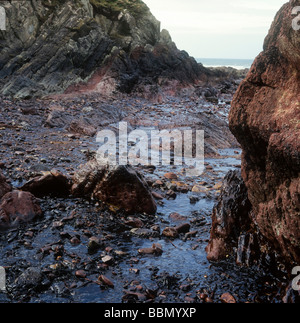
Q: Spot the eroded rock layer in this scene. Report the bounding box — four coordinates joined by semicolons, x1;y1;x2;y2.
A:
229;0;300;265
0;0;208;98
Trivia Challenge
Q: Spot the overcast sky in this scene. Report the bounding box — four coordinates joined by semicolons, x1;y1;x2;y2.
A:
144;0;288;59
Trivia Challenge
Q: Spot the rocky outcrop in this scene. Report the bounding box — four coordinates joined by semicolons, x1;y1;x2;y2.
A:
0;0;208;98
229;0;300;266
71;159;157;215
0;190;42;229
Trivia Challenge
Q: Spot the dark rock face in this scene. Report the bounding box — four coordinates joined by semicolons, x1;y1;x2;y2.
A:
0;171;12;199
206;170;253;262
0;190;42;229
20;169;71;197
0;0;207;98
229;0;300;265
71;159;157;215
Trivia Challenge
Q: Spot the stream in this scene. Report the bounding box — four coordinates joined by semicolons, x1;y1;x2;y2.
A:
0;94;288;303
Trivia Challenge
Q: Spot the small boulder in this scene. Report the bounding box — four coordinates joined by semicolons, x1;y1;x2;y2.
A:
162;227;179;239
0;190;42;229
21;169;71;197
71;159;157;215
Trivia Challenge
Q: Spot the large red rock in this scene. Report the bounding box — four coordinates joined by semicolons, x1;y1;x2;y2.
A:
0;171;12;199
0;190;42;229
229;0;300;265
71;159;157;215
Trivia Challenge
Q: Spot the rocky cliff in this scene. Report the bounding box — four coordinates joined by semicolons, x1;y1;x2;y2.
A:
227;0;300;266
0;0;208;98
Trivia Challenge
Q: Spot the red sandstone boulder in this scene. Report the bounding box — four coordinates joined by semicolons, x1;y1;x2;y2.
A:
229;0;300;265
71;159;157;215
0;190;42;229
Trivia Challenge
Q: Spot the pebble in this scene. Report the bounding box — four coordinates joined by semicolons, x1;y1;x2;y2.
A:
138;243;163;255
99;275;114;288
75;270;86;279
162;227;179;238
152;191;164;200
169;212;187;221
101;255;114;265
87;236;103;253
220;292;237;303
175;223;191;234
164;172;178;180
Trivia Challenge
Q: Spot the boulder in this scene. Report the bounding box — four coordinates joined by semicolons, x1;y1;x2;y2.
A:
0;190;42;229
20;169;71;197
229;0;300;265
71;159;157;215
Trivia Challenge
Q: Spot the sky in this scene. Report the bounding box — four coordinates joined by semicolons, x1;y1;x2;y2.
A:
143;0;288;59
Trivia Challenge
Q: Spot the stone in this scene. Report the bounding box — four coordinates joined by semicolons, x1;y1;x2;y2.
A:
0;190;42;229
124;217;144;228
192;185;207;193
101;255;114;265
175;223;191;234
138;243;163;255
71;159;157;215
229;0;300;265
220;292;236;304
99;275;114;288
164;173;178;180
87;236;103;253
152;191;164;200
162;227;179;239
14;267;43;290
169;212;187;221
75;270;87;279
21;169;71;197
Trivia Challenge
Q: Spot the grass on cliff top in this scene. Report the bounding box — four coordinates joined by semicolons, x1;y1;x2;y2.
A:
90;0;149;17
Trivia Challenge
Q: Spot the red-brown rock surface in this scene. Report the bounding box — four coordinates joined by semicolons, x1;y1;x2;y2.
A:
71;159;157;215
229;0;300;265
0;190;42;229
20;169;71;197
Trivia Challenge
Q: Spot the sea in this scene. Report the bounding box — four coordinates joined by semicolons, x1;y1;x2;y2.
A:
196;58;253;70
